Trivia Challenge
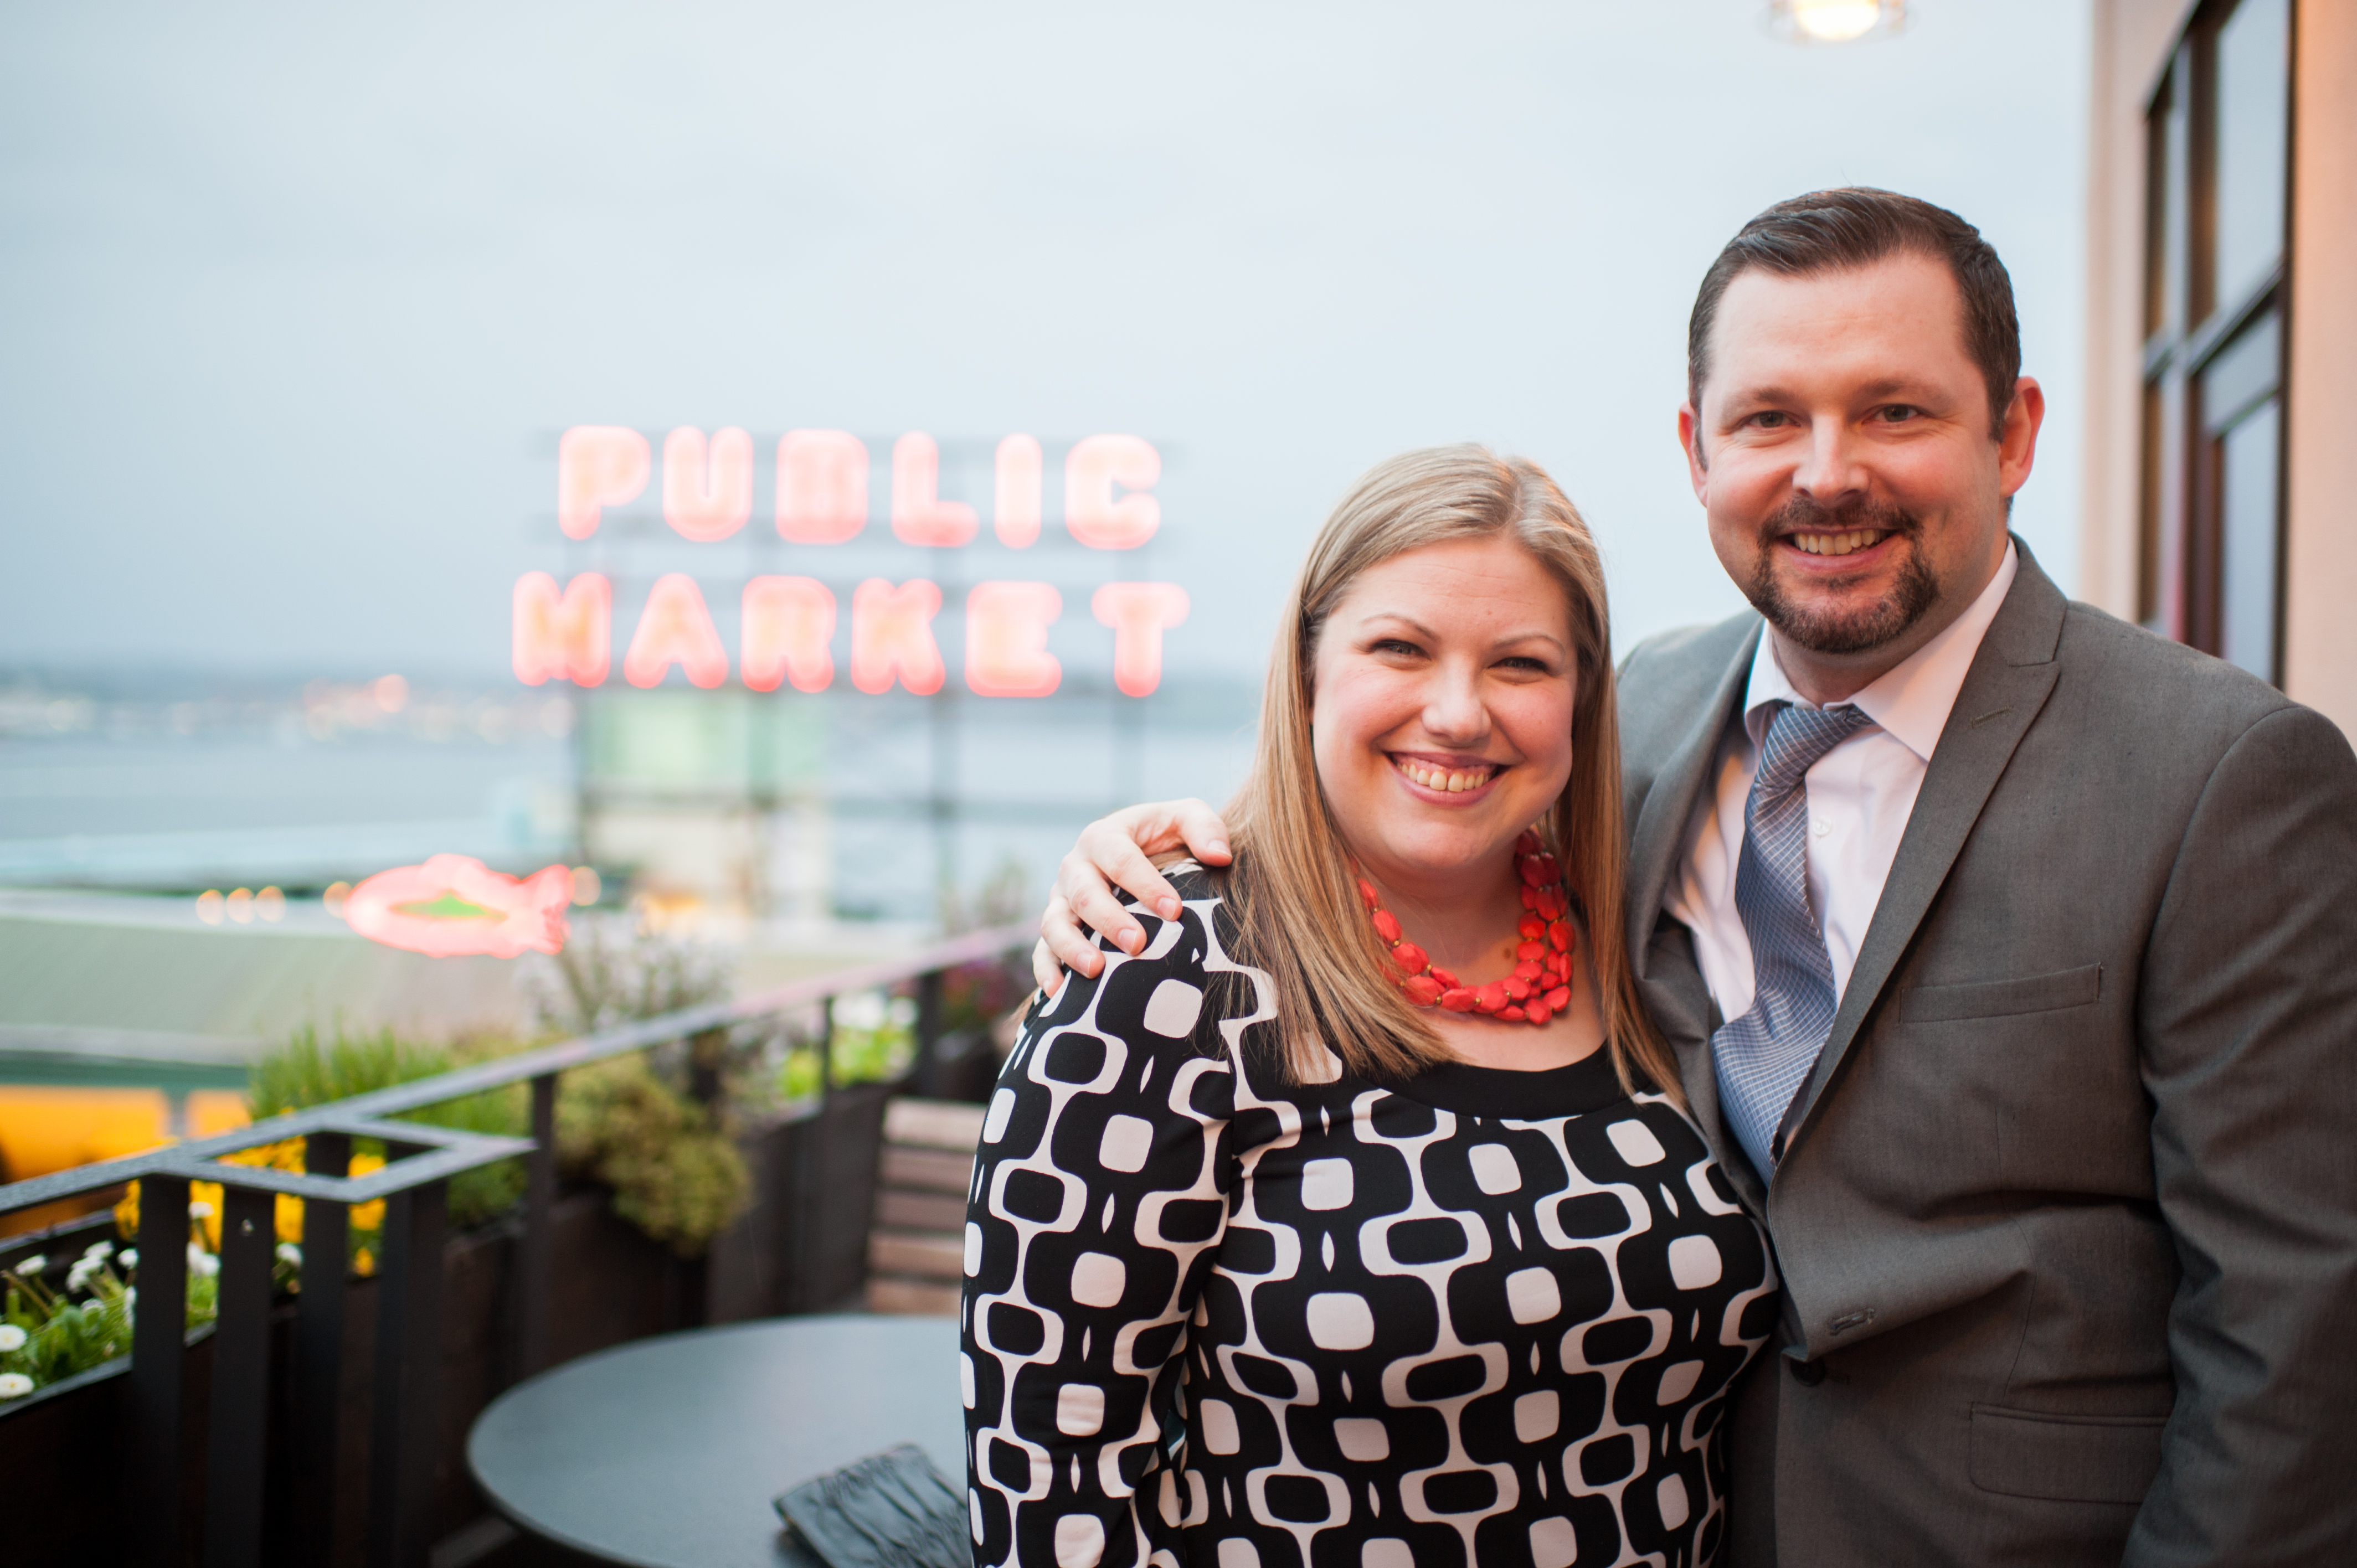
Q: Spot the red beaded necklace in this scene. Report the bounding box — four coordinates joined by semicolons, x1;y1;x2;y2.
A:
1357;829;1577;1025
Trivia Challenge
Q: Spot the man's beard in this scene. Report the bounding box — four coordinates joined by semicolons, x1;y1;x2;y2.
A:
1743;496;1941;656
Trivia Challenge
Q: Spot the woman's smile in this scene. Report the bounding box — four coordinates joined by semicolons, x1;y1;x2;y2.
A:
1387;750;1508;800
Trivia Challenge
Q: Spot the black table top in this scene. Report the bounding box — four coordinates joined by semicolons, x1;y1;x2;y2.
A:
468;1314;966;1568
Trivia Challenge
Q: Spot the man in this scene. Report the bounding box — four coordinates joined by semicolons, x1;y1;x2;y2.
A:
1030;189;2357;1565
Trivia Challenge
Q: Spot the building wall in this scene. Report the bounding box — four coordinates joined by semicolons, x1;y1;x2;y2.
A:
2281;2;2357;734
2082;0;2357;736
2080;0;2199;622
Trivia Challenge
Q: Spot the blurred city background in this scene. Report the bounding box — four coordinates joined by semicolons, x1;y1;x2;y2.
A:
10;3;2353;1560
1;0;2092;966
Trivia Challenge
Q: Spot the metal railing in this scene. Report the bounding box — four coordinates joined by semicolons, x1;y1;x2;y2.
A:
0;921;1032;1568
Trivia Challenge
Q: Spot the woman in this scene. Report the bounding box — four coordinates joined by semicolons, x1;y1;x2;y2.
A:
962;447;1773;1568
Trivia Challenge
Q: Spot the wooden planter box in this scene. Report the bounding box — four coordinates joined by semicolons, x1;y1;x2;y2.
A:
0;1086;900;1566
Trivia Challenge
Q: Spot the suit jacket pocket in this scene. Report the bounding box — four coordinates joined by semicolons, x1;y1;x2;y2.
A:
1968;1404;2165;1504
1900;964;2101;1024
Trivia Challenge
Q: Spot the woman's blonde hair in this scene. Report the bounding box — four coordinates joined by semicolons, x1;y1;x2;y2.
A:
1221;444;1678;1103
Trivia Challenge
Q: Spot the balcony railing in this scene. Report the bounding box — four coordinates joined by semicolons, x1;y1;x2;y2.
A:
0;920;1032;1568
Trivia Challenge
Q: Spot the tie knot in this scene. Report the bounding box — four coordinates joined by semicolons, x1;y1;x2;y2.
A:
1754;701;1872;796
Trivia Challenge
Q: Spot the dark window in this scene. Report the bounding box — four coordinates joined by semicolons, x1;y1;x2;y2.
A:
2139;0;2291;683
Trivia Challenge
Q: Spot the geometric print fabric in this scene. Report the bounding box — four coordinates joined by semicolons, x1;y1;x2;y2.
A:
964;867;1777;1568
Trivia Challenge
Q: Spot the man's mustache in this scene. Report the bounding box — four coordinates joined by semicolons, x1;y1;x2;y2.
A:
1757;494;1921;545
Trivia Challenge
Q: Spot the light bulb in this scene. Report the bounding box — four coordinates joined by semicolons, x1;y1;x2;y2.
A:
1768;0;1905;44
1794;1;1882;40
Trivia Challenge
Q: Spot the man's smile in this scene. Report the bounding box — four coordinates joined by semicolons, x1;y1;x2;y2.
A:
1787;528;1890;558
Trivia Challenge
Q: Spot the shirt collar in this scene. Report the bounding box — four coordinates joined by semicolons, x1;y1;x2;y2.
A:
1741;541;2019;764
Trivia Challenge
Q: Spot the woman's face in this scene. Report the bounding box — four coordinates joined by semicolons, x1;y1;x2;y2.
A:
1310;533;1579;896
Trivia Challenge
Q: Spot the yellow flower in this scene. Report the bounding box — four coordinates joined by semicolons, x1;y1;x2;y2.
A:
115;1139;348;1252
349;1151;387;1236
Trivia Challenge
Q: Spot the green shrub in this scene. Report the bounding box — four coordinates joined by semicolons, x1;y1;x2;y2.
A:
554;1056;749;1256
775;989;917;1100
248;1023;528;1231
524;925;756;1255
528;922;732;1035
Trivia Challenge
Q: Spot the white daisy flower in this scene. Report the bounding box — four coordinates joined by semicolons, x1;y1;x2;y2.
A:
0;1372;33;1399
0;1324;27;1352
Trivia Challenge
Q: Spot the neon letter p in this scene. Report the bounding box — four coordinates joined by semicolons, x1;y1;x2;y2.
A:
557;427;649;540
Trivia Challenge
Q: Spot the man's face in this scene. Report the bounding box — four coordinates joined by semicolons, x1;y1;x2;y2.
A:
1678;251;2041;675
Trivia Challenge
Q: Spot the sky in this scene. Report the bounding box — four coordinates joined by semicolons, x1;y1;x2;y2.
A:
0;1;2092;689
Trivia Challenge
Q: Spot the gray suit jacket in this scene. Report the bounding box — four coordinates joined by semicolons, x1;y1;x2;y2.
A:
1616;544;2357;1566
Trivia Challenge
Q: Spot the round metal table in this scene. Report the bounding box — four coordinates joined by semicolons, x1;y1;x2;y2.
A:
469;1314;965;1568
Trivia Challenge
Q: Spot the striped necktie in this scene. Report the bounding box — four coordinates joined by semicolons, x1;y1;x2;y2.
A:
1711;699;1875;1178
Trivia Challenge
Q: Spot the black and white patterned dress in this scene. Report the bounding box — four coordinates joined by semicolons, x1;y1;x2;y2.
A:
962;866;1776;1568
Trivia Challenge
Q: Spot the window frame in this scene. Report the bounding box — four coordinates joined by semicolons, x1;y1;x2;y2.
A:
2137;0;2295;683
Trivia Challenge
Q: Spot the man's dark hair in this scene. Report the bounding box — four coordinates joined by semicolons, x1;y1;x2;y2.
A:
1686;187;2021;442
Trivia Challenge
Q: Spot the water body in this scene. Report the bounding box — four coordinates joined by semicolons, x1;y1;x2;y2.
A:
0;669;1258;922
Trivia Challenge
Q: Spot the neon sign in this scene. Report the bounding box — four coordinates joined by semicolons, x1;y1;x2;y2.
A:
966;581;1063;698
777;430;869;544
740;576;836;693
891;433;976;548
1063;435;1161;550
521;429;1190;697
1092;582;1192;697
557;427;649;541
623;574;730;689
846;578;946;695
993;434;1043;548
341;855;573;958
662;426;754;542
513;572;611;686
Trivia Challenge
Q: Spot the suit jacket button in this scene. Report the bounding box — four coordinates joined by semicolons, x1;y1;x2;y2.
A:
1788;1357;1826;1386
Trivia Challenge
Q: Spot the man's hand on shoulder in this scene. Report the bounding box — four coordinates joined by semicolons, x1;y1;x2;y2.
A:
1031;800;1234;994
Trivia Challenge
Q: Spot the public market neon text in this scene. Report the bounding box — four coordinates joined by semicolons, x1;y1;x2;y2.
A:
516;427;1188;699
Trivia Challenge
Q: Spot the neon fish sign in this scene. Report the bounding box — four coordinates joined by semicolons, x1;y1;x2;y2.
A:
341;855;573;958
521;428;1190;698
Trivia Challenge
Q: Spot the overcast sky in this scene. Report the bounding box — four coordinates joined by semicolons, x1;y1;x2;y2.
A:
0;1;2091;689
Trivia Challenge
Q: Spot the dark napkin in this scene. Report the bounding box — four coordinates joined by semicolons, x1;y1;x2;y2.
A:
775;1443;969;1568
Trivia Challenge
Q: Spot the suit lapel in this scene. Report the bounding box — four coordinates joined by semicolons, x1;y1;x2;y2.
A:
1622;617;1760;1192
1624;618;1762;971
1773;544;2070;1169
